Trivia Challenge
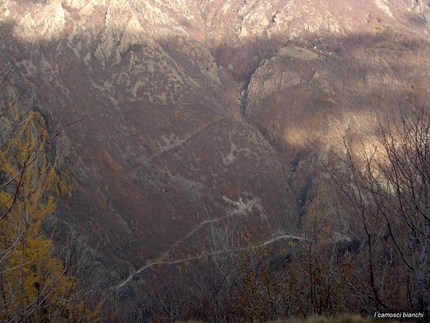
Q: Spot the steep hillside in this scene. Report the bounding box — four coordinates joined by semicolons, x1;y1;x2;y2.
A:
1;0;430;279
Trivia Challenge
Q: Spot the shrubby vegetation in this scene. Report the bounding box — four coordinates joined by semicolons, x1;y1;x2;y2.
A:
106;108;429;322
1;67;428;322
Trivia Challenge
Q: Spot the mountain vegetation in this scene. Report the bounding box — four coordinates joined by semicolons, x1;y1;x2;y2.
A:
1;0;430;321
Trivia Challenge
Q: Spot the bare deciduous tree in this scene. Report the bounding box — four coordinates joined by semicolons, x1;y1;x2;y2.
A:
335;107;430;318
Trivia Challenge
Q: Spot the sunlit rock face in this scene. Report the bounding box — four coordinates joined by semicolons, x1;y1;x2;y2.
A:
1;0;430;270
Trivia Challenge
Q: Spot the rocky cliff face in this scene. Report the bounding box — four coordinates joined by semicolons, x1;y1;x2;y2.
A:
1;0;430;273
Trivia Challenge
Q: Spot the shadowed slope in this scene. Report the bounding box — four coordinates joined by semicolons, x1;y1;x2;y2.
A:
0;0;429;279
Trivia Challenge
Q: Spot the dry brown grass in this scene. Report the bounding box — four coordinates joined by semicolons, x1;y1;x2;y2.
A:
181;314;402;323
278;45;320;60
268;314;400;323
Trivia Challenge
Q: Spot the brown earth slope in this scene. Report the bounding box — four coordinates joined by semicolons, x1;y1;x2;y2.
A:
1;0;430;278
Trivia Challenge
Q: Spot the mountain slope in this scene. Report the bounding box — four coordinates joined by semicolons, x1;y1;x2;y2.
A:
1;0;430;276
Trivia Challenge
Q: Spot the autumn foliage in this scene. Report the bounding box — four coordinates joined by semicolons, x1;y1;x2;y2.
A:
0;79;100;322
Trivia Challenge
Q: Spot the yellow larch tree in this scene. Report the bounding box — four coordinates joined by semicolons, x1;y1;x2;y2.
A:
0;80;100;322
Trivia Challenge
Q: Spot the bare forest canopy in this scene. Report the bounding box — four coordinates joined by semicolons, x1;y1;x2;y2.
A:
1;0;430;321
